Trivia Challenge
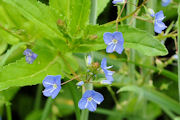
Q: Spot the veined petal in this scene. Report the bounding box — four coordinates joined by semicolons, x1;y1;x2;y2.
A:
154;21;167;33
103;32;113;45
115;43;124;54
78;98;88;109
43;75;56;87
86;101;97;112
51;87;61;99
113;32;124;43
155;11;165;22
106;44;115;53
92;91;104;104
101;58;107;69
42;86;54;97
82;90;94;98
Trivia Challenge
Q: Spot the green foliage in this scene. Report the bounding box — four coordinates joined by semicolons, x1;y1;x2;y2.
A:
118;85;180;115
83;25;168;56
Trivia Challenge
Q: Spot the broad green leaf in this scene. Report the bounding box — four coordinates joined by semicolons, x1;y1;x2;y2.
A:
0;43;62;91
97;0;110;20
118;85;180;115
49;0;91;35
75;25;168;56
4;0;64;40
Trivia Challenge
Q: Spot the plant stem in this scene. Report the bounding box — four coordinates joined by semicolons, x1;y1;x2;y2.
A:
34;84;42;110
178;4;180;102
5;102;12;120
41;98;53;120
80;0;97;120
127;0;136;83
89;0;97;24
106;0;149;25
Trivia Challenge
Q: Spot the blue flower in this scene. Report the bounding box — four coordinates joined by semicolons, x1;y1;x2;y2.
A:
162;0;171;7
86;55;92;66
23;49;37;64
148;8;155;17
154;11;167;34
103;32;124;54
112;0;125;4
78;90;104;112
42;75;61;99
101;58;114;84
76;81;84;86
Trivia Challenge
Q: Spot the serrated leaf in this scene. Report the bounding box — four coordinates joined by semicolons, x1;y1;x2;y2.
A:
49;0;91;35
75;25;168;56
0;43;62;91
118;85;180;115
4;0;64;40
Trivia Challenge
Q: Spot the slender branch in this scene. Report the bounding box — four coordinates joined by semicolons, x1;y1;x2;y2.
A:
106;0;149;25
5;102;12;120
61;76;79;85
116;0;127;31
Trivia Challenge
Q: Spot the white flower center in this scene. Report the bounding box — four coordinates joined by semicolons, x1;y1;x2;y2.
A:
112;39;118;44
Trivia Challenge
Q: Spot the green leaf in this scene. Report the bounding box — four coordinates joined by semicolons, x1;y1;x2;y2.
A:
76;24;168;56
4;0;64;40
118;85;180;115
97;0;109;19
0;43;62;91
49;0;91;35
0;40;7;55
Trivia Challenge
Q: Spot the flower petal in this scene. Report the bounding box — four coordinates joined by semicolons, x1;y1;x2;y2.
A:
101;80;112;84
43;75;56;87
78;98;88;109
115;43;124;54
92;91;104;104
113;32;124;43
55;75;61;87
154;21;167;33
162;0;171;7
155;11;165;22
86;101;97;112
51;87;61;99
103;32;113;45
106;44;115;53
42;86;54;97
101;58;107;69
82;90;94;98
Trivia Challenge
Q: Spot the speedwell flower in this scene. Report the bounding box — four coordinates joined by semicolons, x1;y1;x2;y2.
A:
103;32;124;54
78;90;104;112
76;81;84;87
42;75;61;99
86;55;92;66
162;0;171;7
101;58;114;84
112;0;125;4
23;49;37;64
154;11;167;34
148;8;155;17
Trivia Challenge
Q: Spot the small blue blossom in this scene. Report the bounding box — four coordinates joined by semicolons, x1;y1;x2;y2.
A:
154;11;167;34
42;75;61;99
76;81;84;86
23;49;37;64
78;90;104;112
112;0;125;4
86;55;92;66
101;80;113;85
103;32;124;54
148;8;155;17
173;54;178;60
101;58;114;84
162;0;171;7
